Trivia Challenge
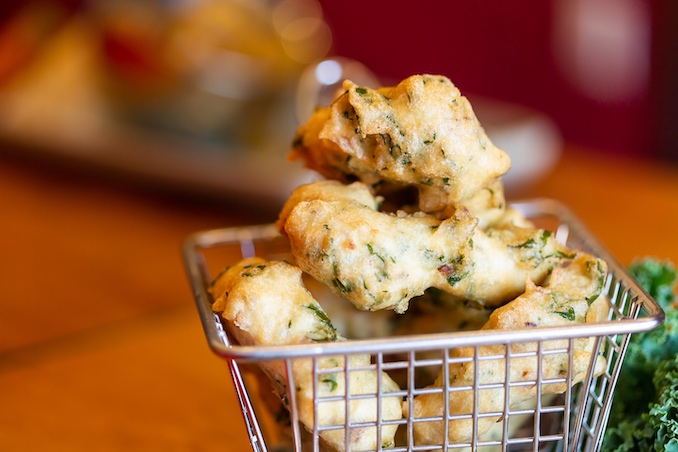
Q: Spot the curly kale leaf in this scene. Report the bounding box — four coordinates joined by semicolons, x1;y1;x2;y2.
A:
646;356;678;451
602;258;678;451
628;258;677;308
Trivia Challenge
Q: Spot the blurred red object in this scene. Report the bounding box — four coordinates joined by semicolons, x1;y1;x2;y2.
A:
94;5;178;102
321;0;665;159
0;0;81;86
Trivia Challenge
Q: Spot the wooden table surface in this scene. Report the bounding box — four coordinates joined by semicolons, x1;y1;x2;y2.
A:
1;147;677;451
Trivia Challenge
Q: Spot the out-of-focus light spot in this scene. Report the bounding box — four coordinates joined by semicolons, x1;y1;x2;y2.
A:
196;50;266;100
295;57;379;122
271;0;323;35
553;0;650;103
279;17;331;64
315;59;342;85
281;17;322;43
271;0;331;64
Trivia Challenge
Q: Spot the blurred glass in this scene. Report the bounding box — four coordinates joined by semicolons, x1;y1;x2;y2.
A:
295;56;380;123
89;0;332;148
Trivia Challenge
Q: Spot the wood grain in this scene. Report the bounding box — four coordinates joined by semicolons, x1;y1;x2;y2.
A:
1;147;676;450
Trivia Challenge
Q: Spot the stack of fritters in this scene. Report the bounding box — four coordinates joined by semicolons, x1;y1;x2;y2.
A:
210;75;609;450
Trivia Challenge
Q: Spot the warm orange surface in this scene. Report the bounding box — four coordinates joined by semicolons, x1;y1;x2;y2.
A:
515;148;678;266
1;148;677;450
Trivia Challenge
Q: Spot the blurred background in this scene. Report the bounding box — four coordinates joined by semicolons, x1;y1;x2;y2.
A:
0;0;675;209
2;3;677;448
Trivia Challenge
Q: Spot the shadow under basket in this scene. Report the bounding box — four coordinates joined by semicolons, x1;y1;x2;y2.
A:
183;198;664;452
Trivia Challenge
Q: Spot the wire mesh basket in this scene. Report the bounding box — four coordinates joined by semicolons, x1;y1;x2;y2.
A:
183;198;664;452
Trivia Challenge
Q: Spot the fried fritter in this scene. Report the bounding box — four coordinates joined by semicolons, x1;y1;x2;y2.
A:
289;74;511;218
276;179;380;235
406;254;609;446
392;288;493;338
280;180;476;313
436;178;533;230
279;180;580;312
210;258;403;451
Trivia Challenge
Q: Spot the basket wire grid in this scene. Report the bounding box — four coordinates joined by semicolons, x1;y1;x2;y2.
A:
183;199;664;452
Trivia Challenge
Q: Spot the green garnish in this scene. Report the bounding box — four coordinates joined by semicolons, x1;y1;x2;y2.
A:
319;373;338;392
332;277;353;294
446;273;468;285
602;258;678;451
585;260;606;305
555;306;576;321
367;243;387;264
303;303;337;342
423;133;437;145
545;250;577;259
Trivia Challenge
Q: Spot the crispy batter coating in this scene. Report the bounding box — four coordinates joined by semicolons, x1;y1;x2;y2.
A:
276;179;379;236
290;74;511;217
406;254;609;446
280;180;476;313
220;72;612;448
209;258;403;451
437;179;533;230
302;272;398;340
279;180;580;312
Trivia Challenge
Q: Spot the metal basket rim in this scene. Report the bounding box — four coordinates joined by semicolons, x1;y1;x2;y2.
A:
182;198;665;362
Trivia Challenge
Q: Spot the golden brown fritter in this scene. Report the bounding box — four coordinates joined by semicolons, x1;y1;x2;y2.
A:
279;180;581;312
405;254;609;446
289;74;511;217
436;178;533;230
218;72;611;449
276;179;380;235
279;180;476;313
209;258;403;451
